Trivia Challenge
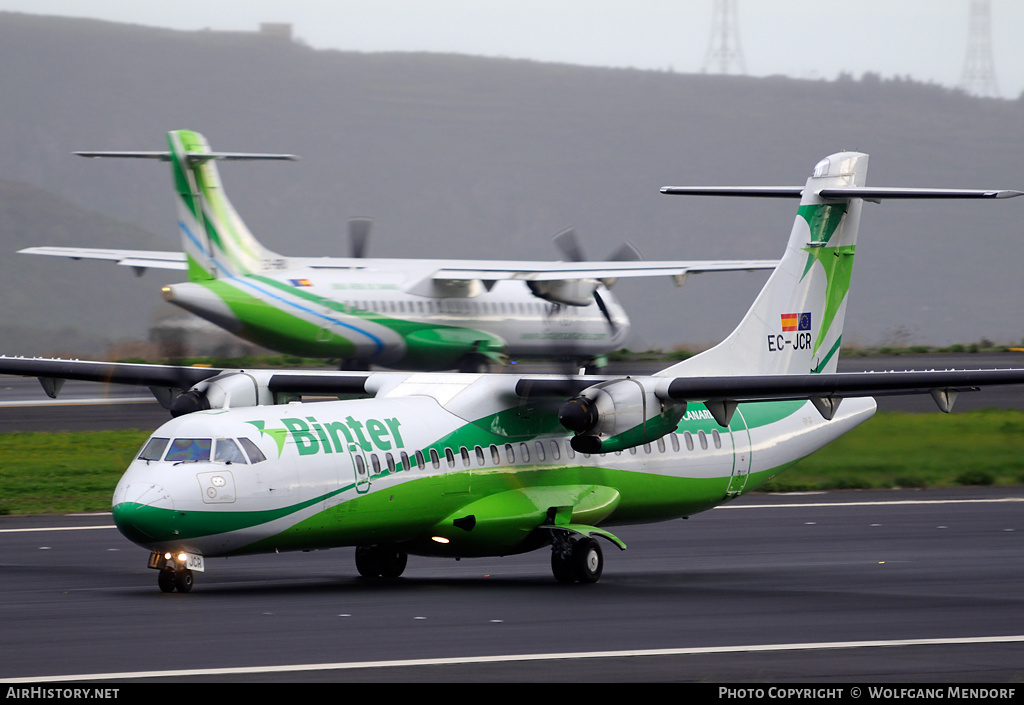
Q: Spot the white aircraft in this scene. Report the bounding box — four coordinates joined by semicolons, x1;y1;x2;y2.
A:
4;150;1023;592
20;129;777;371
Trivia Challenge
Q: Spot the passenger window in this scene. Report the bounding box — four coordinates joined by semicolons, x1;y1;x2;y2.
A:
400;451;410;472
490;444;500;464
139;437;170;462
355;455;367;477
238;438;266;464
460;447;471;467
699;431;708;450
504;444;515;463
430;449;440;469
684;432;694;451
475;445;486;465
386;453;396;473
670;434;680;452
415;450;426;470
519;443;530;462
535;442;545;461
712;429;722;449
549;440;560;460
657;437;666;453
445;447;455;468
214;438;246;464
565;440;576;459
371;454;381;474
165;438;212;463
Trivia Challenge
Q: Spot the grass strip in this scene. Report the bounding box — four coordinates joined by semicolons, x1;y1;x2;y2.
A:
1;411;1022;516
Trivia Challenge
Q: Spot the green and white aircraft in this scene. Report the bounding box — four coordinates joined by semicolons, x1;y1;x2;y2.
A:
5;150;1023;591
21;129;778;372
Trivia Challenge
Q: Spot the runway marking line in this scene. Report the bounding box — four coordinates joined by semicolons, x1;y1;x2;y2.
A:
0;397;155;407
5;634;1024;682
717;497;1024;509
0;525;116;533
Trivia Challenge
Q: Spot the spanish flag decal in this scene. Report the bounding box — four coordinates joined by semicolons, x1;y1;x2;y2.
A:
781;312;811;331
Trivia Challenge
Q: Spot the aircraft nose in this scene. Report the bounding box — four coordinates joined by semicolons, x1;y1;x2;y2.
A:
112;482;176;546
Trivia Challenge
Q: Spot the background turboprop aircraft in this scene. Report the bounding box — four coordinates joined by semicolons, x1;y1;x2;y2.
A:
20;130;777;371
3;151;1023;591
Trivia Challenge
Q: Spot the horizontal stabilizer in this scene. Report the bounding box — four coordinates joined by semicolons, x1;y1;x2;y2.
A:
74;151;298;162
661;186;1024;200
18;247;187;271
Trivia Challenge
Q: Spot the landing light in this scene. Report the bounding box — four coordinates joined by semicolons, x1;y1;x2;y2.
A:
431;536;450;544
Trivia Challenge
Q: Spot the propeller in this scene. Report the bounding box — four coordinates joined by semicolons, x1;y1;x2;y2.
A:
550;226;636;335
348;217;373;258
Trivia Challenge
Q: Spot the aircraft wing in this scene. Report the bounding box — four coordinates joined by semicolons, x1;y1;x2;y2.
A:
421;259;779;282
4;356;1024;420
18;247;187;271
301;257;779;280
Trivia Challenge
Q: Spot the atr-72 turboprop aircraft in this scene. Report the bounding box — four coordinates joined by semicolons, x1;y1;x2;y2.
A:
4;151;1023;592
20;129;777;372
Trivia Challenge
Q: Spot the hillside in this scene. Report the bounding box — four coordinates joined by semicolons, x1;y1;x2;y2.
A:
0;12;1022;355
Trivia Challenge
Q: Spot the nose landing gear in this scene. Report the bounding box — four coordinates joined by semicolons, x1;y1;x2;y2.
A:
149;550;202;593
157;567;194;593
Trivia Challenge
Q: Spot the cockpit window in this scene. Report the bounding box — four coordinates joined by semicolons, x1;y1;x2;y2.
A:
214;438;246;464
165;438;212;463
238;437;266;464
139;437;170;462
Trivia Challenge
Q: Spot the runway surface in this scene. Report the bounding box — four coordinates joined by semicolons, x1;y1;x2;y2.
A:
2;352;1024;433
2;354;1023;682
2;488;1023;682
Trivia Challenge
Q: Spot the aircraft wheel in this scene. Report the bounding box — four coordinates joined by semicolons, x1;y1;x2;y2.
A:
379;548;408;579
573;538;603;584
456;354;489;373
173;569;194;593
551;549;577;584
355;545;383;578
158;569;176;593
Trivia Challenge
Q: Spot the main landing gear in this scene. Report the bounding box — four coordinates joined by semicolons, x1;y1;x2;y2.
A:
456;353;490;373
550;534;604;584
355;545;408;579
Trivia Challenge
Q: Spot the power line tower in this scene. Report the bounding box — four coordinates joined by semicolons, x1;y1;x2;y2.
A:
702;0;746;75
959;0;1001;98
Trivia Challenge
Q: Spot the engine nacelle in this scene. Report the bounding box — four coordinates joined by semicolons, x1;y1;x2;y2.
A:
558;378;685;453
169;371;274;417
527;279;600;306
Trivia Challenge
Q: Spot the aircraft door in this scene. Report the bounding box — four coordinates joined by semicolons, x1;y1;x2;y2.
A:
349;447;371;494
726;409;752;496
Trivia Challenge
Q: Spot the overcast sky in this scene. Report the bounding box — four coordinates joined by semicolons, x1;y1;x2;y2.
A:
2;0;1022;99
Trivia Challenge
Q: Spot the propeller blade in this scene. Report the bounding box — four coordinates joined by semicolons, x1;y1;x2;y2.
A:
348;217;373;258
593;289;618;333
552;226;585;262
607;241;642;262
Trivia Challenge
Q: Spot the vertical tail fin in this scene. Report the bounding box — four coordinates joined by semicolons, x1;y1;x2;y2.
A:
659;152;868;377
168;130;289;281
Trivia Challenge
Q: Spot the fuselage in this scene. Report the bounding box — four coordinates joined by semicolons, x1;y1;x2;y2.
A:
111;380;876;561
163;269;630;369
